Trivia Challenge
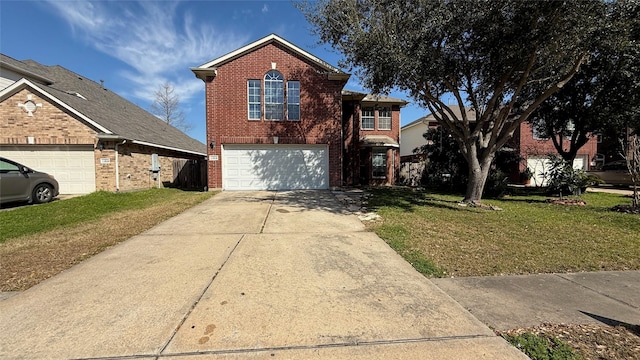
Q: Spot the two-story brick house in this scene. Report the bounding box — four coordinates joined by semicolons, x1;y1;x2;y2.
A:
191;34;406;190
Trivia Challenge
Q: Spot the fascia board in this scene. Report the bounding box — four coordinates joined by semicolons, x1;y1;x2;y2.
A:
131;140;206;157
0;61;54;85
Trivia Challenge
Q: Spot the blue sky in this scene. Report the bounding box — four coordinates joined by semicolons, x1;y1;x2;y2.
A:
1;0;428;144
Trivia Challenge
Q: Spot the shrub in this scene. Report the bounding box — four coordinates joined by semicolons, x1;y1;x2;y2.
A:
544;155;599;198
503;332;582;360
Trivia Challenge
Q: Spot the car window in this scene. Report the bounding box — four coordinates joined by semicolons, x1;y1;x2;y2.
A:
0;160;21;172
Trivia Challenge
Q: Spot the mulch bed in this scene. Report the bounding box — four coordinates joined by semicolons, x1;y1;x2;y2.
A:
499;323;640;360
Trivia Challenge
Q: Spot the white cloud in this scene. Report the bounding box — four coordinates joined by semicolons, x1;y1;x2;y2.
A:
45;0;249;104
262;4;269;13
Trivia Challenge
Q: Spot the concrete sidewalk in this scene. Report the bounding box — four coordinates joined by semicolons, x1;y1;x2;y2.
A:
0;190;526;359
432;271;640;331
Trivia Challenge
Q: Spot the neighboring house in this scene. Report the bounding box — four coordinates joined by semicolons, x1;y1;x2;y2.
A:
191;34;407;190
512;122;598;186
0;54;206;194
400;105;598;186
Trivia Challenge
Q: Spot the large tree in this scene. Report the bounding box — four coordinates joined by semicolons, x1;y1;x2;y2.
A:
529;0;640;164
301;0;606;202
150;82;192;133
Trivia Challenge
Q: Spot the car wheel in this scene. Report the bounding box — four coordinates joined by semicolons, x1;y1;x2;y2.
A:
32;184;53;204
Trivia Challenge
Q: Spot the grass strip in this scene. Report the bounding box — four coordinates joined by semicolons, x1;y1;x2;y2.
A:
366;188;640;276
0;188;214;243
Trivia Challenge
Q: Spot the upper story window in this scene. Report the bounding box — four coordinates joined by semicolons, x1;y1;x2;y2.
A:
248;80;261;120
287;81;300;121
532;126;548;140
378;107;392;130
362;107;375;130
265;70;284;120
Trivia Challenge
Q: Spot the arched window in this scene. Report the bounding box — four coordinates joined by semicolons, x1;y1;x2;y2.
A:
264;70;284;120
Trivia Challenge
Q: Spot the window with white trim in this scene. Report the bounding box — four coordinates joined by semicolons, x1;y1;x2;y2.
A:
287;81;300;120
362;107;375;130
248;80;261;120
372;148;387;178
378;107;391;130
265;70;284;120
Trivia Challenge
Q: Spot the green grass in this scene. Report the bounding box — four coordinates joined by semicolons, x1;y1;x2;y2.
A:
503;332;583;360
0;188;215;243
367;188;640;277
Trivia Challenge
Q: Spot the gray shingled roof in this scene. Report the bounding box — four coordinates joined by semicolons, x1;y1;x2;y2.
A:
402;105;477;129
341;89;409;105
1;55;205;155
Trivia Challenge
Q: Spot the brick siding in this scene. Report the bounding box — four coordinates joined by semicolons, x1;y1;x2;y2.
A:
205;42;346;189
517;122;598;172
2;89;203;193
0;89;96;145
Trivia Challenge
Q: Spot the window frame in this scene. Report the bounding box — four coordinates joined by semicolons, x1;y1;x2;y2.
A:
372;148;387;179
264;70;284;121
532;126;549;140
247;79;261;120
287;80;300;121
361;107;375;130
378;107;392;130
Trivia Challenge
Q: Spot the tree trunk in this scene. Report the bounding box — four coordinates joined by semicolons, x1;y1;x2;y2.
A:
463;156;492;203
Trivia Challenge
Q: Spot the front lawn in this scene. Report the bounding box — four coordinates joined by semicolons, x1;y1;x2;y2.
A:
0;189;216;291
366;188;640;277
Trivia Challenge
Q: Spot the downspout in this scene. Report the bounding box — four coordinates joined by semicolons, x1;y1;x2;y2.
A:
115;140;127;192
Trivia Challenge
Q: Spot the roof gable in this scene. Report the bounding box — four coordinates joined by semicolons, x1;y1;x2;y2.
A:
192;34;349;81
1;55;206;156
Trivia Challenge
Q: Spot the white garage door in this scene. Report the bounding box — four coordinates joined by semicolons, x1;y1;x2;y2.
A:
222;144;329;190
526;156;587;187
0;145;96;194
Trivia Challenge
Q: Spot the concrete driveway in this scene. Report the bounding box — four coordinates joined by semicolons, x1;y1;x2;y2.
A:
0;191;526;359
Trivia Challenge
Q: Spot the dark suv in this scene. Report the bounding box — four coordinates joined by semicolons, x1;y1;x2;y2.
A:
0;157;59;204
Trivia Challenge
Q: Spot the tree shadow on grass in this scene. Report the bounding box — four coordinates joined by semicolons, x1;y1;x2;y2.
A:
366;187;471;213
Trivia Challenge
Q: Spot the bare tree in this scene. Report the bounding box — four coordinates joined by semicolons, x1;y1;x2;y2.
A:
150;82;192;132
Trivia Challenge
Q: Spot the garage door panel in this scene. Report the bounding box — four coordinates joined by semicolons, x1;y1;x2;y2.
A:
223;145;328;190
527;156;588;187
0;146;96;194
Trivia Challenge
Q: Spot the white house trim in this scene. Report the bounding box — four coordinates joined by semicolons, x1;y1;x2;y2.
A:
132;140;206;156
196;34;345;75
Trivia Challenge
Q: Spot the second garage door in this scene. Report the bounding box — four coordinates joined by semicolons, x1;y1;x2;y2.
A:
526;155;588;187
222;144;329;190
0;145;96;194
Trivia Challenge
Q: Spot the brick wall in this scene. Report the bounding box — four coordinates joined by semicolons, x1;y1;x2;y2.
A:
358;104;401;142
0;89;96;145
518;122;598;171
1;89;204;193
205;42;346;189
95;142;203;192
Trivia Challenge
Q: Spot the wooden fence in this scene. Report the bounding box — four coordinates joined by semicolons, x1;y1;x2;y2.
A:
172;159;207;191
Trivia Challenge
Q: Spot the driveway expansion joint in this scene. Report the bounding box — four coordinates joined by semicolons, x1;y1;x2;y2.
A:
74;334;497;359
157;234;247;356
